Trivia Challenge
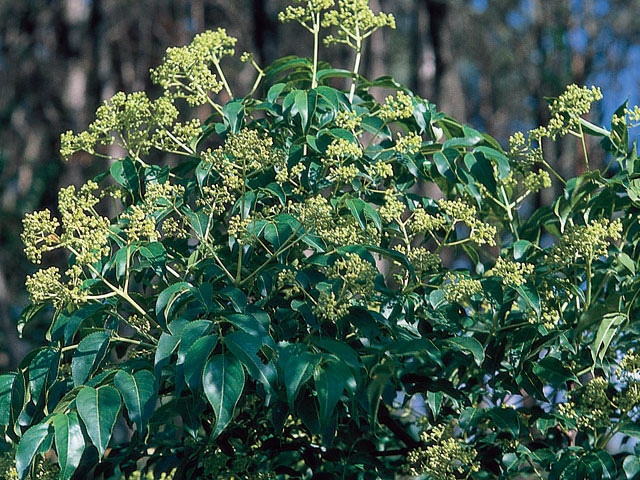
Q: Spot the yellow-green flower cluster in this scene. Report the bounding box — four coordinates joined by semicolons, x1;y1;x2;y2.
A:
335;110;362;130
329;163;360;183
379;189;405;222
122;181;184;243
523;170;552;193
226;129;284;171
277;268;303;299
161;217;189;239
58;181;111;265
438;199;496;246
313;290;350;321
0;452;18;480
22;209;61;264
228;215;255;246
488;257;534;287
378;91;413;121
323;0;395;49
25;267;81;308
442;272;482;303
152;117;201;154
561;377;612;431
365;161;393;180
547;84;603;139
150;29;235;106
61;91;181;160
327;252;377;298
394;132;421;155
324;138;363;164
408;207;446;234
549;218;622;266
405;424;479;479
395;245;440;276
278;0;334;28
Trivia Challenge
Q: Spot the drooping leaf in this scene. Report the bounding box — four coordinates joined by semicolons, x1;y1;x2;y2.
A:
28;347;59;404
76;385;121;457
16;422;53;480
279;343;315;408
202;353;245;439
114;370;157;435
53;411;85;480
71;331;111;386
183;335;218;392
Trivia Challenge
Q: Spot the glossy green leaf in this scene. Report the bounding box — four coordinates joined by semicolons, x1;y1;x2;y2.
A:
110;157;140;198
76;385;121;457
279;344;314;408
0;373;18;426
591;313;625;365
71;331;111;386
183;335;218;392
315;361;348;425
224;330;277;394
53;411;85;480
442;336;484;365
623;455;640;479
202;352;245;439
28;347;59;404
114;370;157;435
16;422;53;480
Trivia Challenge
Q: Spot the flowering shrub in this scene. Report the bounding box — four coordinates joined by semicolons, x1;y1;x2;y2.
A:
3;1;640;479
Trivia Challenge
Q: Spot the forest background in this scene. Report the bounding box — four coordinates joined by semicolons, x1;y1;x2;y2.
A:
0;0;639;371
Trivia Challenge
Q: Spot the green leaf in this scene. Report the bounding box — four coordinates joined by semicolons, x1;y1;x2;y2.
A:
154;319;188;377
266;83;286;103
155;282;191;329
114;370;157;435
183;335;218;392
345;198;368;230
223;99;245;133
139;242;167;276
363;244;416;281
28;347;60;404
16;422;54;480
202;353;245;439
366;360;393;429
579;117;610;137
487;407;520;438
591;313;626;365
0;373;17;426
582;450;616;479
110;157;140;198
53;411;85;480
76;385;121;458
315;361;348;426
72;331;111;386
224;331;278;395
442;337;484;365
279;344;314;408
294;90;309;130
426;391;443;419
533;356;577;388
17;303;47;338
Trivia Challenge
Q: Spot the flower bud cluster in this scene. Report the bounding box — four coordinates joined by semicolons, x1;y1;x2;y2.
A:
335;110;362;131
61;91;180;160
228;215;255;246
365;161;393;180
488;257;534;287
25;267;83;308
122;181;184;243
561;377;612;431
277;268;303;299
226;128;284;171
395;245;440;276
278;0;334;27
438;199;496;246
523;170;552;194
324;138;363;164
313;291;350;321
379;189;405;222
378;91;413;121
405;424;479;479
329;164;360;183
150;29;235;106
442;272;482;303
547;84;602;138
327;252;377;299
408;207;446;234
323;0;396;48
22;209;61;264
394;132;421;155
549;218;622;267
